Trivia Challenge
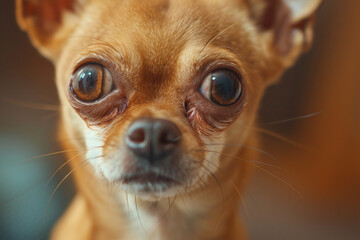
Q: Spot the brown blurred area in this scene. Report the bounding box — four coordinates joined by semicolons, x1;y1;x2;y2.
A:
258;0;360;211
244;0;360;238
0;0;360;240
291;0;360;208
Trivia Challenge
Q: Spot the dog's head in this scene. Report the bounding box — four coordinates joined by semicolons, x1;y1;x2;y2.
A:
17;0;321;199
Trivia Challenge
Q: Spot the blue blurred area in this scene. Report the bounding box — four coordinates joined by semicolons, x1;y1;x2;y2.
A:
0;133;74;240
0;2;74;239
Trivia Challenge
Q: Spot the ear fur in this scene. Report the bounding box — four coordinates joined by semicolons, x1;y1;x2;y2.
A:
16;0;84;61
246;0;322;66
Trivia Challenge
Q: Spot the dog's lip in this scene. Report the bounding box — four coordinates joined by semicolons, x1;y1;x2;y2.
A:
119;172;180;185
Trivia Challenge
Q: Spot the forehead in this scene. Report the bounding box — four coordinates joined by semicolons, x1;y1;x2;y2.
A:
69;0;251;58
59;0;260;91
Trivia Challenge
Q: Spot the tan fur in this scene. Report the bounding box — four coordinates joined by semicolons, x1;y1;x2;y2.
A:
16;0;322;239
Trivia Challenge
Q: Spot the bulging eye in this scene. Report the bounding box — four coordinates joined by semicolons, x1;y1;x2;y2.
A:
71;63;113;102
199;69;242;106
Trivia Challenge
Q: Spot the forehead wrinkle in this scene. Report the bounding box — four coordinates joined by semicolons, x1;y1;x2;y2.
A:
129;27;189;99
63;39;138;78
79;43;123;63
130;8;211;86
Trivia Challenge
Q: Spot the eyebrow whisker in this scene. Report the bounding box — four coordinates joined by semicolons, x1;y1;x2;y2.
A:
197;24;238;60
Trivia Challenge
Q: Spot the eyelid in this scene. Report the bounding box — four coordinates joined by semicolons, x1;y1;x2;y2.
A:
192;58;245;89
70;51;125;78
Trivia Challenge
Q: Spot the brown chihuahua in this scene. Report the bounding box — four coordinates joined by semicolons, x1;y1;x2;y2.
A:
16;0;322;239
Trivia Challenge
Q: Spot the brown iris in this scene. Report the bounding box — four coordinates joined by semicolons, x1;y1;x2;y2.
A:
72;64;104;101
210;71;241;105
200;69;242;106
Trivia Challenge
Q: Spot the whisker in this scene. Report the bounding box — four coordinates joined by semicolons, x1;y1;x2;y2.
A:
236;121;311;151
193;149;284;171
25;145;104;163
135;196;148;238
203;143;279;162
126;192;130;217
148;195;178;234
197;163;227;232
46;152;84;185
184;187;193;202
231;182;249;216
263;111;323;126
198;162;225;211
24;149;81;162
43;154;104;221
199;176;208;188
46;145;106;184
0;175;50;208
176;186;185;202
197;24;237;60
43;161;85;222
251;127;312;151
254;164;303;198
2;97;59;111
198;150;301;197
42;112;59;122
166;196;177;217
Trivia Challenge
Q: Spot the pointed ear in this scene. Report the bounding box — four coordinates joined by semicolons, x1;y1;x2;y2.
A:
247;0;322;66
16;0;84;61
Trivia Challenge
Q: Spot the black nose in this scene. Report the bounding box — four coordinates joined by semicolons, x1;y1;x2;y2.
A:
126;117;182;164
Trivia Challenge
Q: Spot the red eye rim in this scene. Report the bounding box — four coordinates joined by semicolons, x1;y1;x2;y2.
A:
184;61;248;134
66;59;128;126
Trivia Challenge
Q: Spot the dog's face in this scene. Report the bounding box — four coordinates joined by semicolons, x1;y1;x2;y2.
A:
17;0;321;199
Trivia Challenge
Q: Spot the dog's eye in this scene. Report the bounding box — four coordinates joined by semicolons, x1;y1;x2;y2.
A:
199;70;242;106
71;63;113;102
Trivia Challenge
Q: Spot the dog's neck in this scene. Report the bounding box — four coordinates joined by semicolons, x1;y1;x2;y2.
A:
68;140;253;240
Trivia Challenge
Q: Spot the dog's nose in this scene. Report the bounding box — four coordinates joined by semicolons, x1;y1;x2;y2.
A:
126;117;182;163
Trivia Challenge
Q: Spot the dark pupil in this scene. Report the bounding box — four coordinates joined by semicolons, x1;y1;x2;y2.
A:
210;71;240;105
78;66;100;95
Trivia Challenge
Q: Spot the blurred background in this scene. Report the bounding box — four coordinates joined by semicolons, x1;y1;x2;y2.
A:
1;0;360;239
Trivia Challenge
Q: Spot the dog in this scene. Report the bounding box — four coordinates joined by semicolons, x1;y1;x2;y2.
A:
16;0;322;239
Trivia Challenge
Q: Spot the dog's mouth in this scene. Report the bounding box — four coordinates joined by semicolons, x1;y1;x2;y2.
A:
117;172;181;194
122;172;178;184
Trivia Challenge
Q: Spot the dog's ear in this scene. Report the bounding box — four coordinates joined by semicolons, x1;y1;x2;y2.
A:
246;0;322;66
16;0;85;61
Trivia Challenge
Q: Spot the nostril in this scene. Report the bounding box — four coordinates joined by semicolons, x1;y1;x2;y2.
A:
128;128;145;144
159;131;181;145
157;120;182;146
